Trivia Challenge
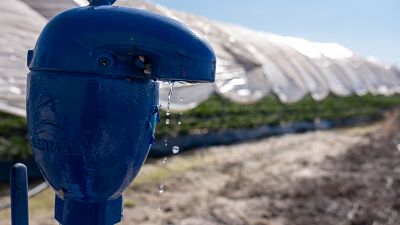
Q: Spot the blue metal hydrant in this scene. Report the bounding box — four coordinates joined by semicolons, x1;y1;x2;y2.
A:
24;0;216;224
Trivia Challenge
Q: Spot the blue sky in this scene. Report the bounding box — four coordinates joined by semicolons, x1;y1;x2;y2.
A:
151;0;400;65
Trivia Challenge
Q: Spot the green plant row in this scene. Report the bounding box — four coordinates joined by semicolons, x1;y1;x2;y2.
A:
156;94;400;138
1;93;399;160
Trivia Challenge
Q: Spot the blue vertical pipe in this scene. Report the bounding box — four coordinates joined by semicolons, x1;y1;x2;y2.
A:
10;163;29;225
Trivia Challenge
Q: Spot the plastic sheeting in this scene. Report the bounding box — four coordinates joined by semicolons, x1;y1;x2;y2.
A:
0;0;399;116
21;0;78;19
0;0;47;116
116;0;400;108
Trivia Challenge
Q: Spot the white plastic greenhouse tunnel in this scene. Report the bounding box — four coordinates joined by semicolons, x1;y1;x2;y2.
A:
0;0;399;117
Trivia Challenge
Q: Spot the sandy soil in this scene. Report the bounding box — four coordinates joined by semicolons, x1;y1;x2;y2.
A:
2;113;400;225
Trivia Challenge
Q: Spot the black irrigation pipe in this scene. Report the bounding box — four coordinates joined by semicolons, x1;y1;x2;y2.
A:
149;115;383;157
0;182;48;211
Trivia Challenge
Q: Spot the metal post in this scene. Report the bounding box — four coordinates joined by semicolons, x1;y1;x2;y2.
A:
10;163;29;225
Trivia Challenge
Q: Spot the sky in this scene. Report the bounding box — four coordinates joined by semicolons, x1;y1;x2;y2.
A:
151;0;400;65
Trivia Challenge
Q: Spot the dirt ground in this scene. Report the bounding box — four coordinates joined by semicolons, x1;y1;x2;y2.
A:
2;113;400;225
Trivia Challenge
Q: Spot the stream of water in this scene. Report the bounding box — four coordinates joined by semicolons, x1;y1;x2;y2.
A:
157;81;183;212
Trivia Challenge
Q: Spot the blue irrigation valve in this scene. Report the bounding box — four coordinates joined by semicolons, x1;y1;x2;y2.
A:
26;1;216;224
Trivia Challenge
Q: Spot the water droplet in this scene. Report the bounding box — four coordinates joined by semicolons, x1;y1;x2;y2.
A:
166;82;174;115
164;139;168;146
172;146;180;154
165;119;170;125
166;111;171;116
180;112;183;116
180;98;184;102
178;121;182;125
162;157;168;164
159;184;165;194
157;205;161;212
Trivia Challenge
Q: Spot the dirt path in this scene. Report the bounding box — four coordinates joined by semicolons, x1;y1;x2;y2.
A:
2;117;399;225
122;124;381;225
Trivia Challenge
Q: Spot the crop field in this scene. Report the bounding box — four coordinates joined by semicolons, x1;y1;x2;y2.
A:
0;94;400;160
